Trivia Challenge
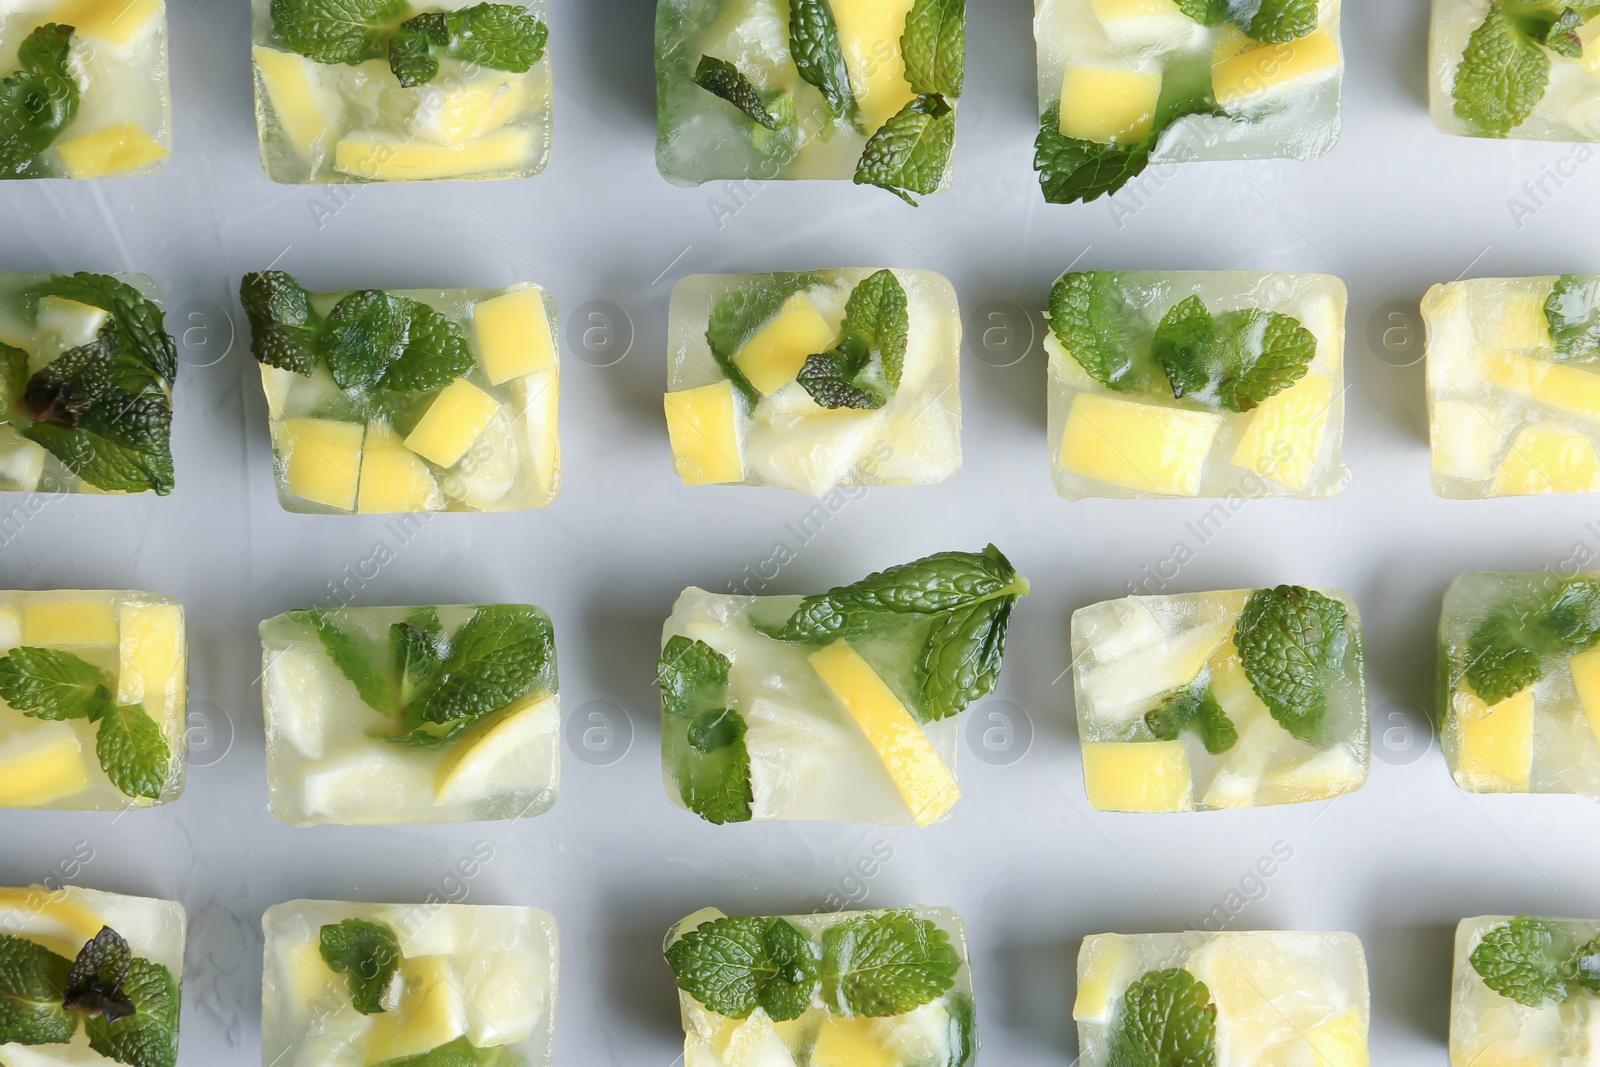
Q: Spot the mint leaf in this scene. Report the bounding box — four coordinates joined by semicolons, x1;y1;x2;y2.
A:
0;647;114;721
1465;609;1544;704
83;956;177;1067
1568;935;1600;995
391;609;447;709
1173;0;1230;26
297;610;397;715
658;635;731;721
95;703;170;801
789;0;854;118
408;605;556;740
1471;917;1570;1007
1454;3;1550;137
1244;0;1318;43
1035;106;1152;205
23;421;173;496
0;933;76;1046
374;1037;518;1067
64;927;135;1024
854;94;955;205
821;911;960;1018
1048;271;1151;391
388;5;547;88
797;341;887;410
759;920;820;1022
1108;969;1217;1067
320;919;400;1015
695;56;780;129
901;0;966;96
1234;586;1349;745
665;916;820;1022
1152;297;1316;412
1145;687;1237;755
1;342;29;410
920;597;1015;721
705;273;823;405
658;637;752;825
1544;8;1587;57
687;707;746;754
0;24;79;176
380;302;474;393
242;270;321;376
33;274;177;385
1463;579;1600;703
324;290;411;391
1546;274;1600;362
840;269;910;389
271;0;411;65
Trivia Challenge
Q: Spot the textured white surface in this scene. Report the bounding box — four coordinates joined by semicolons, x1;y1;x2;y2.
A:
3;2;1600;1065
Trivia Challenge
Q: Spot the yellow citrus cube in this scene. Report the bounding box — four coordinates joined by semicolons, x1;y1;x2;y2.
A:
1074;934;1132;1023
664;381;745;485
357;427;443;514
56;123;169;179
733;293;837;397
1058;393;1223;496
115;602;183;708
1214;31;1341;107
473;288;557;386
433;694;557;806
1490;290;1555;350
1232;374;1335;491
1058;65;1162;144
811;1015;897;1067
809;641;961;827
1453;690;1534;792
48;0;163;45
1483;352;1600;421
23;594;117;646
511;368;560;500
364;956;467;1063
415;73;526;145
1082;741;1193;812
405;379;503;468
1302;1007;1370;1067
1569;645;1600;747
1491;426;1600;495
831;0;918;132
0;726;93;808
1431;398;1510;482
334;128;534;182
281;418;363;512
1582;17;1600;77
253;46;344;161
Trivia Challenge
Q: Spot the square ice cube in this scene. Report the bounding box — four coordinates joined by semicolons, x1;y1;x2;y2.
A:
262;899;558;1067
1033;0;1343;202
664;270;962;497
0;589;186;811
243;272;559;514
0;883;186;1067
0;272;177;496
665;906;975;1067
1424;276;1600;498
1075;930;1369;1067
1048;270;1349;499
250;0;553;183
1438;571;1600;798
0;2;172;179
655;0;966;202
1431;1;1600;141
1071;586;1368;811
260;604;559;827
1450;915;1600;1067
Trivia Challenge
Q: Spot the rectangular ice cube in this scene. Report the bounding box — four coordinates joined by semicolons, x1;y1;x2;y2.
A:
665;906;975;1067
262;898;558;1067
664;270;962;497
1438;572;1600;797
0;2;172;179
242;272;559;514
658;546;1027;826
1450;915;1600;1067
1075;930;1369;1067
1048;270;1349;499
260;604;559;826
250;0;552;183
0;272;177;496
1431;1;1600;141
1071;586;1368;811
0;589;186;810
655;0;966;203
0;883;186;1067
1424;276;1600;498
1033;0;1343;202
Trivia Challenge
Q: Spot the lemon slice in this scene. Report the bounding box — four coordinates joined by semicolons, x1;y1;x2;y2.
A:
433;694;558;807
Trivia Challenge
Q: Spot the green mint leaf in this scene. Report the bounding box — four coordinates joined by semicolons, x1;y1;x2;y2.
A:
797;341;888;411
657;637;751;824
1568;935;1600;995
95;703;170;801
1;341;29;412
296;610;398;715
23;421;173;496
1471;917;1570;1007
0;24;79;176
241;271;322;377
789;0;854;118
694;56;781;129
901;0;966;96
840;269;910;389
1464;608;1546;704
1152;295;1219;400
323;290;412;391
1173;0;1230;26
388;15;445;87
1244;0;1318;43
854;93;955;206
1108;968;1217;1067
1546;274;1600;362
1152;297;1316;412
1234;586;1349;745
759;920;821;1023
1533;578;1600;653
1145;687;1238;755
320;919;401;1015
919;597;1016;721
379;302;474;393
821;911;960;1018
389;6;548;88
705;273;823;406
409;605;556;739
83;957;178;1067
1048;271;1151;391
1544;8;1586;57
1454;3;1550;137
0;933;76;1046
33;274;177;386
946;991;977;1067
658;635;731;721
1035;105;1152;205
666;917;767;1018
271;0;411;65
64;927;135;1024
687;707;746;754
0;647;114;721
392;609;447;709
373;1037;518;1067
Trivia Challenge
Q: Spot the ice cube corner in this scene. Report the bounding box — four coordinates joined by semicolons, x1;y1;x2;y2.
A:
1450;915;1600;1067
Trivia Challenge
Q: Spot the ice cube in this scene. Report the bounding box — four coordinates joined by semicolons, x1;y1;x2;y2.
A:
1048;270;1349;500
260;605;560;827
1451;915;1600;1067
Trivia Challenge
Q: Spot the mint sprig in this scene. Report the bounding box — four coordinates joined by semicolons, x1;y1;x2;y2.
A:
1152;295;1317;412
665;916;820;1021
1048;271;1154;391
270;0;410;64
374;1037;518;1066
1173;0;1230;26
0;933;76;1046
320;919;401;1015
83;956;178;1067
821;911;960;1018
854;94;955;206
1453;3;1552;137
1471;917;1574;1007
0;24;79;177
796;270;909;411
1234;586;1351;745
387;4;548;89
901;0;966;97
1546;274;1600;362
1464;579;1600;703
788;0;854;119
63;928;135;1024
1244;0;1318;44
704;273;824;405
693;56;780;130
658;636;753;825
1108;968;1218;1067
1146;686;1238;755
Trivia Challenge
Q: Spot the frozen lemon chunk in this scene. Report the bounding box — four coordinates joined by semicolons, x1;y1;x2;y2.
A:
1451;915;1600;1067
1074;935;1134;1023
253;46;344;161
1213;32;1342;107
51;0;164;45
0;725;93;807
1570;644;1600;746
732;292;838;398
246;273;559;514
334;127;535;182
1452;690;1534;793
1050;270;1348;499
57;123;170;179
665;382;745;485
1073;586;1369;811
1058;65;1162;143
263;900;558;1067
23;594;118;646
115;601;185;709
832;0;918;133
36;295;109;350
1493;427;1600;495
659;547;1025;826
413;73;527;145
260;604;559;827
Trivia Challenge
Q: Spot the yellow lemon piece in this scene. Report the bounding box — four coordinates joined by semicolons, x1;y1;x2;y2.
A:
1431;398;1511;483
473;288;557;386
1490;290;1556;351
1454;689;1534;792
1074;934;1132;1023
364;956;467;1064
831;0;918;132
23;594;117;646
281;418;364;511
809;641;961;827
1492;426;1600;495
1297;1007;1370;1067
433;694;557;806
278;935;340;1010
509;368;560;502
1214;31;1342;107
1232;374;1335;491
405;378;503;469
334;127;534;182
1058;65;1162;143
254;46;344;161
56;123;169;179
732;293;837;397
36;296;109;350
1259;746;1367;804
116;602;184;708
1570;644;1600;747
0;726;93;809
1483;351;1600;422
665;381;745;485
812;1014;897;1067
48;0;163;45
1581;17;1600;77
1082;741;1193;812
414;73;527;145
357;427;443;514
1059;392;1223;496
0;885;107;957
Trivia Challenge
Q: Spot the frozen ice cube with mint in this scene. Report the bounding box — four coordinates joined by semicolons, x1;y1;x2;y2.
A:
1450;915;1600;1067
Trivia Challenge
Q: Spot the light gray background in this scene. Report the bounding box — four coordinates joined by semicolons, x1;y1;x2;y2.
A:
3;1;1597;1064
